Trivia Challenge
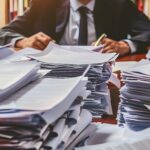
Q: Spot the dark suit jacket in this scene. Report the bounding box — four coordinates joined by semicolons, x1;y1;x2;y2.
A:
1;0;150;52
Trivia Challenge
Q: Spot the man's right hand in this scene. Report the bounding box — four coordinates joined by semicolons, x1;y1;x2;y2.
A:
15;32;54;50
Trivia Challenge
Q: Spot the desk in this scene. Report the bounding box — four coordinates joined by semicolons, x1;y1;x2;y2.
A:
93;53;146;124
117;53;146;61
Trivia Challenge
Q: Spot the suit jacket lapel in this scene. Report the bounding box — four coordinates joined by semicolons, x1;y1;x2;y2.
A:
94;0;108;38
56;0;70;41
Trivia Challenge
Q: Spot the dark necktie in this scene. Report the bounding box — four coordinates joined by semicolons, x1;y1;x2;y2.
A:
78;7;88;45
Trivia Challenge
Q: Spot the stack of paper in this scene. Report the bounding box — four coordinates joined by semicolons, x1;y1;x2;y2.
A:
44;64;112;117
28;43;118;65
0;61;40;101
30;43;115;118
83;63;113;117
0;75;94;149
118;59;150;131
0;43;117;149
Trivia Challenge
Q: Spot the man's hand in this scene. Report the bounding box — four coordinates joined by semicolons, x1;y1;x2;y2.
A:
15;32;54;50
101;38;130;56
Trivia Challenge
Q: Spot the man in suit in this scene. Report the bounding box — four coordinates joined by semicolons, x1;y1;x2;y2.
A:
0;0;150;56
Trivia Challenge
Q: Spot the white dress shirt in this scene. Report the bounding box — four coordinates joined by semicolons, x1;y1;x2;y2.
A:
59;0;96;45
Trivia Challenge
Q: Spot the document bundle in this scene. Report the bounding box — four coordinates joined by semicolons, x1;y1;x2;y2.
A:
0;43;118;149
118;59;150;131
0;73;95;149
29;43;116;117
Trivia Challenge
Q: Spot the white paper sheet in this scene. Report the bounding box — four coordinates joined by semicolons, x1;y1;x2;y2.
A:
28;43;118;65
61;45;104;52
0;77;83;111
113;61;137;72
0;47;14;60
0;61;39;90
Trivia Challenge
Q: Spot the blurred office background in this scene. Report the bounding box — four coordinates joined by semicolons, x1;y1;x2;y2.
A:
0;0;150;28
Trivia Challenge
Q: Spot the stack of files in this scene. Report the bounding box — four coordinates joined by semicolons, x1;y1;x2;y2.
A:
0;61;40;101
83;64;113;117
44;64;112;117
118;59;150;131
43;109;94;150
0;75;94;149
31;43;115;117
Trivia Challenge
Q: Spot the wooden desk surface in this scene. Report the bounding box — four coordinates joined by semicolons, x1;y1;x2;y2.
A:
117;53;146;61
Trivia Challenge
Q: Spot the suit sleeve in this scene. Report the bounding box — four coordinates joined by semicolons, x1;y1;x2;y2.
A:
125;0;150;52
0;0;38;45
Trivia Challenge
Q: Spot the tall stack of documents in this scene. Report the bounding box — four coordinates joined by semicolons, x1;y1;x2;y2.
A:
28;43;117;118
0;74;95;149
0;43;118;149
83;63;112;117
118;59;150;131
43;63;112;118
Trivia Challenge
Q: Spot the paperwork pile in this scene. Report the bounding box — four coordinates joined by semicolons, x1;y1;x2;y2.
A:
0;61;40;101
0;43;117;149
118;59;150;131
83;64;112;117
28;43;118;65
0;75;95;149
43;63;112;117
29;43;116;117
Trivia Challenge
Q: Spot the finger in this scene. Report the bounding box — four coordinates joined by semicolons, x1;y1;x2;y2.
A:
106;50;114;53
101;38;111;45
39;32;53;43
102;46;114;53
102;48;114;53
36;35;50;46
101;38;117;49
31;42;43;50
35;36;49;48
32;40;46;50
91;42;96;46
36;33;53;46
39;32;50;38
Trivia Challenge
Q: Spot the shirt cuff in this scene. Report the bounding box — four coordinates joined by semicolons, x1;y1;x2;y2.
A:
11;37;24;48
123;40;137;53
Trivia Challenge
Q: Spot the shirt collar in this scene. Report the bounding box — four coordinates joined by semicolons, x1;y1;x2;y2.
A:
70;0;95;12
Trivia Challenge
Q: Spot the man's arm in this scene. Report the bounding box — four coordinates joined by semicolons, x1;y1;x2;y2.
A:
123;0;150;53
100;38;130;56
95;0;150;56
15;32;53;50
0;0;37;45
0;0;54;50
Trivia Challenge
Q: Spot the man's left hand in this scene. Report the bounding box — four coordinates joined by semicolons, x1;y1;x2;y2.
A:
101;38;130;56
